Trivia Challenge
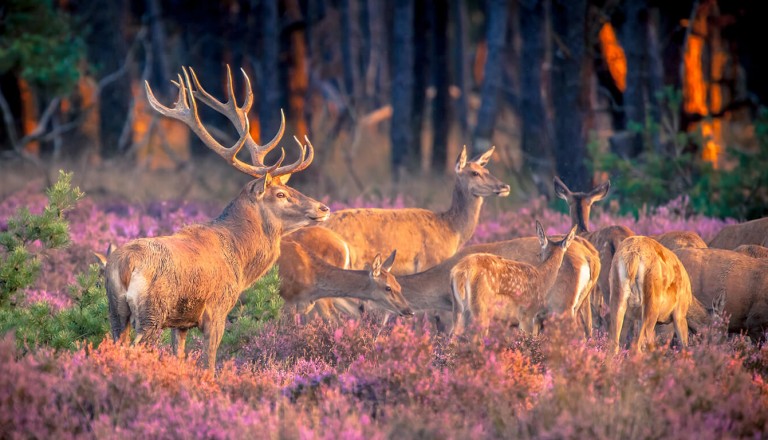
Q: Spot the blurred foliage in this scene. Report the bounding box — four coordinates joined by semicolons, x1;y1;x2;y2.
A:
0;264;108;352
0;0;84;94
0;170;84;305
589;88;768;220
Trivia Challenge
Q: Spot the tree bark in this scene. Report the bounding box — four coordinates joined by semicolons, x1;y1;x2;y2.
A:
451;0;470;143
431;0;450;172
621;0;646;156
472;0;508;154
551;0;591;189
410;0;431;168
519;0;553;184
390;0;416;177
258;0;282;143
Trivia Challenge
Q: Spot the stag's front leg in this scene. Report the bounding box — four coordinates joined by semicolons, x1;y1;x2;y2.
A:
171;328;189;358
200;311;226;373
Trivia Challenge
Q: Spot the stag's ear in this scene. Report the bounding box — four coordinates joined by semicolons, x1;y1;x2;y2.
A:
93;252;108;267
455;145;468;172
275;174;291;185
472;146;495;167
588;180;610;202
553;176;571;201
562;225;578;249
252;174;273;196
381;250;397;272
536;221;548;248
369;253;383;277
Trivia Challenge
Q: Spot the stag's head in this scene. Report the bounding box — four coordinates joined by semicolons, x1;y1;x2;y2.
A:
364;251;413;317
553;177;610;234
145;66;329;233
455;146;511;198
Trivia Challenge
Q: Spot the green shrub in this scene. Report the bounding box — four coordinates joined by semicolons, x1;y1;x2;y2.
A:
0;264;109;352
0;170;84;306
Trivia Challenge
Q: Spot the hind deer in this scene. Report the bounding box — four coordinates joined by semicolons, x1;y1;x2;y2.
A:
709;217;768;249
553;177;706;329
105;66;329;372
278;243;413;319
609;236;696;353
450;222;578;335
294;146;510;275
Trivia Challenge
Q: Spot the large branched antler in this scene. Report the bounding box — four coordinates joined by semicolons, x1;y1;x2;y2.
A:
145;65;314;179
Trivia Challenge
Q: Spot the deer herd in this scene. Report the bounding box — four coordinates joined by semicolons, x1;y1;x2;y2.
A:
102;67;768;371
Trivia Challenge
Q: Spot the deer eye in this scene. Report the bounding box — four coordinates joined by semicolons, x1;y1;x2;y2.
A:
385;286;392;292
471;171;480;177
276;192;286;198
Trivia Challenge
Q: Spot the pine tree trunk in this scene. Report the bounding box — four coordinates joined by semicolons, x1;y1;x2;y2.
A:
621;0;646;156
451;0;470;143
473;0;508;154
390;0;416;177
258;0;282;142
431;0;450;172
551;0;590;189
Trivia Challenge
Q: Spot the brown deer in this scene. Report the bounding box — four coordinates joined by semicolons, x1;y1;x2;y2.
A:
609;236;694;353
307;146;510;275
674;247;768;341
105;66;329;371
450;222;578;335
734;244;768;259
709;217;768;249
278;242;413;319
652;231;707;250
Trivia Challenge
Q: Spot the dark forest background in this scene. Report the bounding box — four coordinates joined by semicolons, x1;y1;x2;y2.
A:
1;0;767;218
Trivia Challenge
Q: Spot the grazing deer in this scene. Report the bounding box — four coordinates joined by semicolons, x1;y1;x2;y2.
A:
733;244;768;259
278;243;413;319
105;67;329;371
450;222;578;335
709;217;768;249
674;247;768;341
609;236;694;353
309;146;510;275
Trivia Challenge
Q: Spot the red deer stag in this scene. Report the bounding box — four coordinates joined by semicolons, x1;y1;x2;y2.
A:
609;236;695;353
709;217;768;249
296;146;510;275
105;66;329;371
451;222;578;335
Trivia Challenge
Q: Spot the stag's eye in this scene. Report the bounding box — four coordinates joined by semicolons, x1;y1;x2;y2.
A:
276;192;286;198
471;171;480;177
385;286;392;292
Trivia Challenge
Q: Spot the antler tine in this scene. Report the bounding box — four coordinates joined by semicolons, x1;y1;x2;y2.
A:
188;66;248;133
269;135;315;177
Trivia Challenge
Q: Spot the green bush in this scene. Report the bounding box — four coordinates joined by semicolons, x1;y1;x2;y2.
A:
0;170;84;306
589;88;768;220
0;264;109;352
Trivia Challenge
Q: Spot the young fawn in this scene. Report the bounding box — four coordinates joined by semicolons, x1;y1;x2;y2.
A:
450;222;577;335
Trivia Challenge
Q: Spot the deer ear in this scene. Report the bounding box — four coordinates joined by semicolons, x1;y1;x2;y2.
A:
254;174;273;195
382;250;397;272
93;252;108;267
588;180;610;202
455;145;468;172
535;221;547;247
370;253;383;277
553;176;571;201
472;145;495;167
562;225;578;249
275;174;291;185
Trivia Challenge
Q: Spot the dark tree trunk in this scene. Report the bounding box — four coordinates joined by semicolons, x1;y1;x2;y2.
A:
472;0;508;154
519;0;553;184
340;0;357;100
431;0;450;172
451;0;470;142
390;0;415;176
410;0;431;168
359;0;371;94
646;6;664;154
551;0;591;189
79;0;130;157
365;0;387;108
258;0;282;143
621;0;647;156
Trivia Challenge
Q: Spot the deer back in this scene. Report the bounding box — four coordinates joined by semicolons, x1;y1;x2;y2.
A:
709;217;768;249
652;230;708;251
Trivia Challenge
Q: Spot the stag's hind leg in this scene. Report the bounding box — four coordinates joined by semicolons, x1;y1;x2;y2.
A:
171;328;189;358
672;304;690;349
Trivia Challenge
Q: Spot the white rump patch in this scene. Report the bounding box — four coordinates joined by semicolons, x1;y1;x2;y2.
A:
126;272;149;327
573;262;591;316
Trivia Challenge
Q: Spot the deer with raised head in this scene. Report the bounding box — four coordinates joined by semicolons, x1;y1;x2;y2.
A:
609;236;695;353
278;242;413;319
734;244;768;259
298;146;510;275
674;247;768;341
709;217;768;249
105;66;330;371
450;222;578;335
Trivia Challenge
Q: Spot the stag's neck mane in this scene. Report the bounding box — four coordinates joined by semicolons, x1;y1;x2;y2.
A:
212;196;283;284
440;180;484;244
